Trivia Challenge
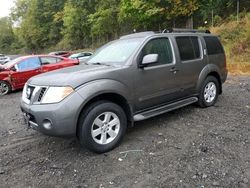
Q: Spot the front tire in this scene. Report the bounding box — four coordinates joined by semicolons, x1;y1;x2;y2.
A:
198;76;219;108
78;101;127;153
0;81;11;96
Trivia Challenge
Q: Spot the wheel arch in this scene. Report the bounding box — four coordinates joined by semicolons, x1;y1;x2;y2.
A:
196;65;223;94
76;92;134;137
207;71;222;94
0;79;12;95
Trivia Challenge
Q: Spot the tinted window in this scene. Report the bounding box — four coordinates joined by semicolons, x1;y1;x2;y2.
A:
84;53;92;56
204;36;224;55
191;37;201;58
141;38;173;66
176;36;201;61
41;57;58;64
78;53;85;58
16;57;41;71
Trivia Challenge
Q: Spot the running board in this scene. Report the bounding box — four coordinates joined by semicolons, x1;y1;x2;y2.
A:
133;97;198;121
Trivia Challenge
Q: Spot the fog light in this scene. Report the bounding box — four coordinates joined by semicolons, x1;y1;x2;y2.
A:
43;119;52;130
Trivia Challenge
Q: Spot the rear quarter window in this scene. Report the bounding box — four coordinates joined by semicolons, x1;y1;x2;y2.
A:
204;36;224;55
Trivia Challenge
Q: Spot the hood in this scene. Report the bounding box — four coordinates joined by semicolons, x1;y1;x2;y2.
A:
28;64;119;88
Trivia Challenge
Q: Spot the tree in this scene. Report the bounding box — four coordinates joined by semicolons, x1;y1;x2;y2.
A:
61;0;95;49
0;17;16;53
119;0;199;30
88;0;120;45
11;0;66;52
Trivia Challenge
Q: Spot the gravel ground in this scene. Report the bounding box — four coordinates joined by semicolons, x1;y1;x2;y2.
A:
0;76;249;188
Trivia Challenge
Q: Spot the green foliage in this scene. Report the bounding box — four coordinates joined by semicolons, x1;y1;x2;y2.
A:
211;13;250;63
60;0;96;50
10;0;66;53
89;0;120;46
0;17;16;53
119;0;198;30
0;0;248;54
213;15;222;26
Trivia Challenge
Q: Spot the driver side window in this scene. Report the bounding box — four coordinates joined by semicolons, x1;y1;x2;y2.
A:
141;38;173;66
16;57;41;72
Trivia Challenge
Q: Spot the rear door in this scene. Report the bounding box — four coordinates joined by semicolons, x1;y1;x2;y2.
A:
40;56;78;73
134;37;183;110
174;36;206;96
40;56;62;72
10;57;42;89
57;57;78;67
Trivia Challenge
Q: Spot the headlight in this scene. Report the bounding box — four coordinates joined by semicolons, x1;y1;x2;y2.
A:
41;86;74;104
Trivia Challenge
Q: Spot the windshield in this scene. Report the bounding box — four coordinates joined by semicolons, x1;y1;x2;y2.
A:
3;57;24;68
87;38;143;65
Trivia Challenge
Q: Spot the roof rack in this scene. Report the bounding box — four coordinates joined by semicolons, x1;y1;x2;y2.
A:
162;28;210;34
120;31;155;39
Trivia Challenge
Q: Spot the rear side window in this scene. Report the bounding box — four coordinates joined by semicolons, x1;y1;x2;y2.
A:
141;38;173;66
204;36;224;55
40;57;58;64
84;53;92;56
176;36;201;61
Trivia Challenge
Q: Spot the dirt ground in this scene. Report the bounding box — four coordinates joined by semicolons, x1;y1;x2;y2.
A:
0;76;249;188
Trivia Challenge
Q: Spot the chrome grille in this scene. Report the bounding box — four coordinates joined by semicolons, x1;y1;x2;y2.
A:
22;84;48;104
37;87;47;102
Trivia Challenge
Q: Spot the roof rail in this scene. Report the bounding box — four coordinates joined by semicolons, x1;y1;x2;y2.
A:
120;31;155;39
162;28;211;34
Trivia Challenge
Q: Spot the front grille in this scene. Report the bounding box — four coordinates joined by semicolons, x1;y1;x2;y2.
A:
37;87;47;102
23;85;48;104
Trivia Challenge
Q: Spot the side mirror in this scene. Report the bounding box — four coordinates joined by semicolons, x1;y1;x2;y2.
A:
140;54;159;68
10;66;16;71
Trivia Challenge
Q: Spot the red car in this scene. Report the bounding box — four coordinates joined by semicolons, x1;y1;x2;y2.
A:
0;55;79;95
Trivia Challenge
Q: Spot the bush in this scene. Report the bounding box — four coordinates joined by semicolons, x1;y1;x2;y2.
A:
210;13;250;64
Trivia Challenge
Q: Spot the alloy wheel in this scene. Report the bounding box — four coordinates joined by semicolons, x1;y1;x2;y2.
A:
0;82;9;95
204;82;217;103
91;112;120;145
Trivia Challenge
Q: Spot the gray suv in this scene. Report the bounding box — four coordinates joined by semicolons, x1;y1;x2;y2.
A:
21;30;227;153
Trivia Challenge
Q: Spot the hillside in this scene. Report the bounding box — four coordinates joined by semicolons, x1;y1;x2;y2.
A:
210;13;250;74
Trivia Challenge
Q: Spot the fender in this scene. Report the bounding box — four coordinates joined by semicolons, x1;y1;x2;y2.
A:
73;79;133;125
76;79;132;102
0;72;13;90
195;64;223;92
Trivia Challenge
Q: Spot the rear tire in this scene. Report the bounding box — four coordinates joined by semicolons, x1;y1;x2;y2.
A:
198;76;219;108
0;81;11;96
78;101;127;153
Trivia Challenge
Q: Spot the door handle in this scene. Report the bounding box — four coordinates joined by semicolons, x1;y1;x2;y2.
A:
170;67;179;74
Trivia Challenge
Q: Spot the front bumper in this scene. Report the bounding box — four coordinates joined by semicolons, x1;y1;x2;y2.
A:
20;92;83;137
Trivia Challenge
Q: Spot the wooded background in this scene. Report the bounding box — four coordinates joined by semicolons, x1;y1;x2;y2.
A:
0;0;249;54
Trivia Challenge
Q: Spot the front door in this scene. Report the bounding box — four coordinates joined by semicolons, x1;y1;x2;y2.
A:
10;57;42;89
134;37;182;111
